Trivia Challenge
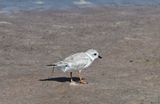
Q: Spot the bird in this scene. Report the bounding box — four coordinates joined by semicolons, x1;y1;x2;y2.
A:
47;49;102;84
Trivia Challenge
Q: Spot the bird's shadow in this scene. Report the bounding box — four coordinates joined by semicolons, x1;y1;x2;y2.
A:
39;77;80;82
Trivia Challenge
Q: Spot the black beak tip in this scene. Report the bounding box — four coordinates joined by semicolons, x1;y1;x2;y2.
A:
98;55;102;59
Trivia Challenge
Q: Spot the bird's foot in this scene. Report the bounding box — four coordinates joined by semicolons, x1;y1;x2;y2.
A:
70;81;79;86
80;80;88;84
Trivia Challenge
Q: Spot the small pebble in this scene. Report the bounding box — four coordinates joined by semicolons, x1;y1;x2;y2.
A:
129;60;133;63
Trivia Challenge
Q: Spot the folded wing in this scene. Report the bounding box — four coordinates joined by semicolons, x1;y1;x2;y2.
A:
64;52;92;70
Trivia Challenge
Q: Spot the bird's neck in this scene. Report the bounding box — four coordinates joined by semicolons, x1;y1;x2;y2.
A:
85;52;94;61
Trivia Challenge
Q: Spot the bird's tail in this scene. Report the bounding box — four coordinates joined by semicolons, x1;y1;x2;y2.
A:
46;62;68;72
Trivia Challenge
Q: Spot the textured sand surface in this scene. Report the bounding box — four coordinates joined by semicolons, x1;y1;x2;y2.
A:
0;6;160;104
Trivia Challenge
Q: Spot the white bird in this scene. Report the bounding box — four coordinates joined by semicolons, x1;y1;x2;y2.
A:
47;49;102;84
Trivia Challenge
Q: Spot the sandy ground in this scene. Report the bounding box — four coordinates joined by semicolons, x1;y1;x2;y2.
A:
0;6;160;104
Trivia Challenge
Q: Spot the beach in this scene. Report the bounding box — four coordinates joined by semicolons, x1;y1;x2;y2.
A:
0;5;160;104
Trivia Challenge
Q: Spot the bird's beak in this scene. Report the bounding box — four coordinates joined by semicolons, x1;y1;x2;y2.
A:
98;55;102;59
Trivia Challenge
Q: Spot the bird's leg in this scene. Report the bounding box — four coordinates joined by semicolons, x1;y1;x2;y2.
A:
70;72;74;82
78;70;88;84
78;70;83;81
69;72;78;85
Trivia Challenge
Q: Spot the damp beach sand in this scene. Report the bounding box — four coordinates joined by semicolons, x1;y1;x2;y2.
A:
0;6;160;104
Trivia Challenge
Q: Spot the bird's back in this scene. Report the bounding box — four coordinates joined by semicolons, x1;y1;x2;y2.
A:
63;52;92;71
53;52;93;72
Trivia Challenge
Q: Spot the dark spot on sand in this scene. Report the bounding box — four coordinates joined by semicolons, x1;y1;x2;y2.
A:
146;59;150;62
129;60;133;63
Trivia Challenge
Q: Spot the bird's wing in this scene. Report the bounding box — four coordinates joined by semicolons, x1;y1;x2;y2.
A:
64;53;91;70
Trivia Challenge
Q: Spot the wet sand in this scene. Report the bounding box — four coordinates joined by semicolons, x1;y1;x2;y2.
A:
0;6;160;104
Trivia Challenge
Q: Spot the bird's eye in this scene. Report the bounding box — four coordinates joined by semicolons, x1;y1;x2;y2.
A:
94;53;97;56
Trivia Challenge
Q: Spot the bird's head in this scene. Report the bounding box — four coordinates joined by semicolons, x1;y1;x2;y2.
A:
85;49;102;61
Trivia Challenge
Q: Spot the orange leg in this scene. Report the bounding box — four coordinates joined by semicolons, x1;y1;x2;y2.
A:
78;70;88;84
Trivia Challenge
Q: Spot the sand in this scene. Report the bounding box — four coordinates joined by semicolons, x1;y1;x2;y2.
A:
0;6;160;104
